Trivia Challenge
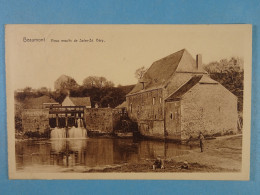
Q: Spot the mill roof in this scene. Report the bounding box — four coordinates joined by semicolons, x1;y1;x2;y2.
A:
165;75;203;101
165;75;219;101
69;97;91;107
127;49;206;96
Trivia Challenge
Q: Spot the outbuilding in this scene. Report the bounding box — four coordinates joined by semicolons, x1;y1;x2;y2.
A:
62;96;91;108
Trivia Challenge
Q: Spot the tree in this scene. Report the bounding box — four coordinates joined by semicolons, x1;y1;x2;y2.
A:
49;89;67;104
23;86;32;93
204;57;243;74
104;80;115;88
82;76;114;88
54;75;78;91
68;83;134;108
36;87;49;96
135;66;147;80
83;76;96;88
204;57;244;112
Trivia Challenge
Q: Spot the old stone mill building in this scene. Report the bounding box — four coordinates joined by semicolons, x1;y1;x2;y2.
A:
21;49;238;141
126;49;238;141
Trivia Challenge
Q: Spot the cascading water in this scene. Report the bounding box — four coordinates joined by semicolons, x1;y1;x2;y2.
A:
50;119;87;139
50;127;66;139
68;119;87;138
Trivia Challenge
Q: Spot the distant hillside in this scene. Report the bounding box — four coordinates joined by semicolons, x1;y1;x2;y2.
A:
15;84;135;109
70;84;135;108
117;84;135;94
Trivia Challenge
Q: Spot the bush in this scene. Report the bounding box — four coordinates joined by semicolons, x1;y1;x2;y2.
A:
24;131;50;138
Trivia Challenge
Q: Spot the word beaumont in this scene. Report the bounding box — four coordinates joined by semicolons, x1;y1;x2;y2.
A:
23;37;45;42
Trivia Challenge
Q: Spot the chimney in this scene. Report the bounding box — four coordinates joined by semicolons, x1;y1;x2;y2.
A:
196;54;202;71
140;81;145;90
139;78;146;90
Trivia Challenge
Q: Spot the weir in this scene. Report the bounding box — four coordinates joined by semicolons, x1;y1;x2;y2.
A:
48;106;85;128
48;106;87;139
50;119;87;139
21;106;125;138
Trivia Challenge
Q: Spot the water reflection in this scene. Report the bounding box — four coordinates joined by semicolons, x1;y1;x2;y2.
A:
16;138;190;172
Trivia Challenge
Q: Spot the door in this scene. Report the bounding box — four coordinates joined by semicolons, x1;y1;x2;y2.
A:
165;101;181;137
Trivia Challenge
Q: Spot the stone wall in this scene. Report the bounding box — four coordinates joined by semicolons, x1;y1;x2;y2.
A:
126;89;165;138
112;109;122;131
126;89;164;121
84;108;121;134
138;120;165;139
165;101;181;140
181;83;238;140
22;109;49;134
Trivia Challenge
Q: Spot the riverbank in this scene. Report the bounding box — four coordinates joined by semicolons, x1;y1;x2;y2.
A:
15;133;242;173
85;134;242;172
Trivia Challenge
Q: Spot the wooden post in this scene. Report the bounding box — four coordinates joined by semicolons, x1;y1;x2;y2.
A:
65;117;68;127
74;113;77;127
56;114;59;127
65;114;68;138
65;113;68;128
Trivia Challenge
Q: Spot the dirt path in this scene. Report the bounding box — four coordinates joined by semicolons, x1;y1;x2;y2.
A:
173;134;242;171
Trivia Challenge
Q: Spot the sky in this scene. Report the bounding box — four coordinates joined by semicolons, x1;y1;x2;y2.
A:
5;25;251;90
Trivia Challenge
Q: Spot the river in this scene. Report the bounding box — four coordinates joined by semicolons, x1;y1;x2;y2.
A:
15;138;192;173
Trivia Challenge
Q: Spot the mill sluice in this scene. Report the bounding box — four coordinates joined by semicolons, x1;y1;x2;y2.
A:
48;106;86;128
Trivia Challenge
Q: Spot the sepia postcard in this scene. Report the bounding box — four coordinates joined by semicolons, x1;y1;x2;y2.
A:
5;24;252;180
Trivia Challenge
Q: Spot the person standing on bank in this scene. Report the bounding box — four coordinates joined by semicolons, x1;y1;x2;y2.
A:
199;132;205;152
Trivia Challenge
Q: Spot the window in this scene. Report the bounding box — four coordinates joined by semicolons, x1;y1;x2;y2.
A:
159;97;162;104
152;97;155;105
130;103;132;113
170;112;173;120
